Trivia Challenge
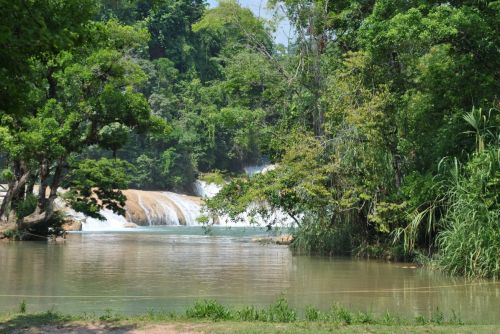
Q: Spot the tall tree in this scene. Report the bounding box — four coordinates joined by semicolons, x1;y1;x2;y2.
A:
0;20;156;235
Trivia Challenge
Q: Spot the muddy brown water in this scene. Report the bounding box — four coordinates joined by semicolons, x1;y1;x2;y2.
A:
1;227;499;322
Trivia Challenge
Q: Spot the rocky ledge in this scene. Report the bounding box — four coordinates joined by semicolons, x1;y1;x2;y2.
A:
252;235;293;245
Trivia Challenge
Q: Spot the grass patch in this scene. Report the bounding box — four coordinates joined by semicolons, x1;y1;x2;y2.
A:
1;298;498;334
199;171;227;186
0;310;73;334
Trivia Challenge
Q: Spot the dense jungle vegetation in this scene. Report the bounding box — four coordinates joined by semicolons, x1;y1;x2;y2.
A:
0;0;498;278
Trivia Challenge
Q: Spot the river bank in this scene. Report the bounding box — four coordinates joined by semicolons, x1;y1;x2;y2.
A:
2;300;499;334
3;318;498;334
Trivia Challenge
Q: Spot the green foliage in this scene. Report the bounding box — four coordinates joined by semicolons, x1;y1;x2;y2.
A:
0;300;476;331
305;306;320;321
98;123;132;156
185;297;296;323
63;159;135;219
181;298;466;326
197;0;499;279
200;171;226;186
0;0;98;115
291;218;355;255
0;168;14;182
264;297;297;323
0;15;154;227
1;0;499;279
19;300;26;314
147;0;205;67
437;149;500;278
15;195;38;219
193;0;272;56
368;201;407;234
185;300;231;321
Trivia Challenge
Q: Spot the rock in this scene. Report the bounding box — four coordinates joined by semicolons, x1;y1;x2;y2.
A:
124;223;138;228
252;235;293;245
275;235;293;245
0;222;18;239
61;220;82;231
252;237;273;244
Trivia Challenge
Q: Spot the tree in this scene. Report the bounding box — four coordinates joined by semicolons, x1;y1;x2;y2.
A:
0;0;97;116
0;20;155;236
147;0;205;68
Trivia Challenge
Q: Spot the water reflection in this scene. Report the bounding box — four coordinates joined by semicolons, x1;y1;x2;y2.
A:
0;230;498;322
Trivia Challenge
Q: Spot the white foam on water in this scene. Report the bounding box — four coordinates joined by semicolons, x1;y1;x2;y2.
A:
81;209;136;231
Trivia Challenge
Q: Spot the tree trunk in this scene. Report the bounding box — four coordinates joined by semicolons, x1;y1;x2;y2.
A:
26;172;37;198
5;156;66;231
16;158;66;229
39;157;66;221
0;171;31;221
0;180;15;221
37;159;50;210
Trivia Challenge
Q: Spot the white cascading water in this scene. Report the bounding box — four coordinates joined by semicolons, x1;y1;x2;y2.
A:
137;194;153;226
243;164;276;176
154;198;180;226
82;209;132;231
161;192;202;226
78;163;295;231
193;180;222;198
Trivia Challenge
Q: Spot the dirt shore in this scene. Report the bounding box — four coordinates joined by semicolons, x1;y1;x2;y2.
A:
5;321;500;334
9;323;205;334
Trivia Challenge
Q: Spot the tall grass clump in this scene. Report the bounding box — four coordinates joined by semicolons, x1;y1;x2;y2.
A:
184;297;296;322
185;300;231;321
290;215;357;255
263;296;296;322
437;149;499;279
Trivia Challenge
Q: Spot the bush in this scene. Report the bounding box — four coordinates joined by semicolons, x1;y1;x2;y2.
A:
200;171;226;186
235;305;260;321
185;300;231;321
16;194;37;219
290;216;357;255
264;297;296;322
329;304;353;324
305;305;320;321
437;149;499;278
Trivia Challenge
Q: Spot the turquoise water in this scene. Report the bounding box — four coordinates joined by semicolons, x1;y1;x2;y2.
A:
1;227;499;322
72;225;275;237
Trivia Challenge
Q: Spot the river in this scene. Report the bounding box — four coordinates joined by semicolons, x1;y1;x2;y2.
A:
1;227;499;322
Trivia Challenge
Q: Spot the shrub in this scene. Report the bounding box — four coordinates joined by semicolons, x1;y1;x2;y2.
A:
305;305;320;321
185;300;231;321
437;149;499;278
264;297;296;322
16;194;37;219
290;216;356;255
329;304;353;324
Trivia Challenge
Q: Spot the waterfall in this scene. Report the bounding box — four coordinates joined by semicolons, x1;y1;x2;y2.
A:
243;164;276;177
82;209;135;231
137;194;153;226
76;163;295;231
193;180;222;198
155;198;180;226
160;192;201;226
76;189;206;230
